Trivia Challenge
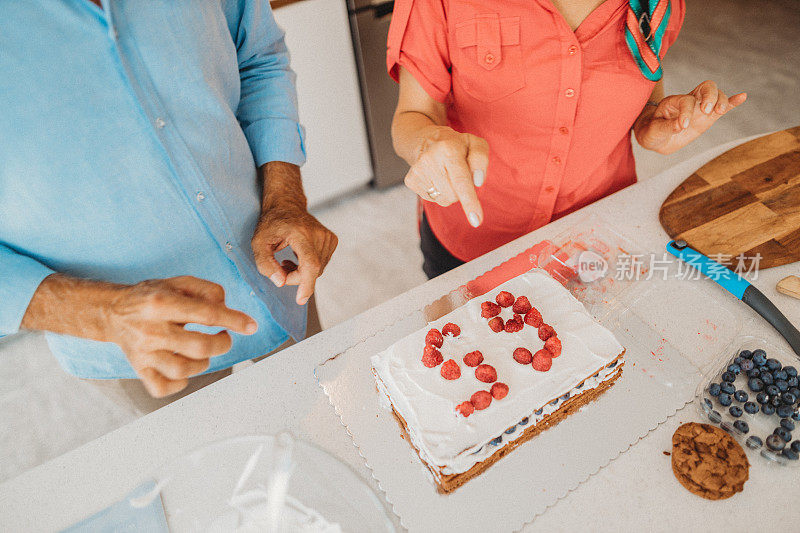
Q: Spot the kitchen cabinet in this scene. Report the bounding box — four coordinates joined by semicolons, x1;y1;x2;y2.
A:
273;0;373;207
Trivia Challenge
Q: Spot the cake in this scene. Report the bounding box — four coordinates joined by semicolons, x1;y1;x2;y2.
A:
370;270;625;493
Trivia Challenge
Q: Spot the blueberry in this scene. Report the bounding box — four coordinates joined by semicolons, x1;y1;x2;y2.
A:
708;383;721;396
774;370;788;381
720;421;735;434
781;418;795;431
727;363;741;375
733;420;749;433
704;397;713;410
790;387;800;399
734;356;744;366
740;349;753;359
560;392;570;401
761;372;774;385
549;398;558;406
757;392;770;404
778;405;794;418
729;406;743;417
792;440;800;453
490;436;502;446
777;380;790;393
505;426;517;434
785;366;798;378
524;415;534;423
793;410;800;422
766;384;780;396
788;377;799;388
782;448;799;460
747;368;762;379
763;404;776;416
746;435;763;449
718;393;732;407
744;401;759;414
721;371;736;383
782;392;796;405
767;358;782;371
771;396;782;407
774;427;792;442
767;434;786;451
747;378;764;392
752;350;767;366
708;410;722;423
740;359;754;372
734;390;748;402
720;382;736;395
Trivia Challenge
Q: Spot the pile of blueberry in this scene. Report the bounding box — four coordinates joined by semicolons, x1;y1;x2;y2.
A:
705;348;800;462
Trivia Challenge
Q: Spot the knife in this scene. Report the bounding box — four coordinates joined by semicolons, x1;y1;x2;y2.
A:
666;239;800;356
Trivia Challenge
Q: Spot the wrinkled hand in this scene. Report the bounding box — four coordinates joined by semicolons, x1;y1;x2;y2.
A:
404;126;489;228
635;80;747;154
107;276;257;397
251;204;337;305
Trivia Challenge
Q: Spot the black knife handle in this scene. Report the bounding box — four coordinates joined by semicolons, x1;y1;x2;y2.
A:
742;285;800;356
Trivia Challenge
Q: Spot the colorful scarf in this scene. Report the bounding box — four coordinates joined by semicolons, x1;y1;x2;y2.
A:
625;0;671;81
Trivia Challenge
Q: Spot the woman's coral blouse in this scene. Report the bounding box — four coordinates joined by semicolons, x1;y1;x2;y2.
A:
388;0;685;261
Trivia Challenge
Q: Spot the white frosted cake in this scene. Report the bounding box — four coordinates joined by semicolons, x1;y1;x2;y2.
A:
370;270;625;493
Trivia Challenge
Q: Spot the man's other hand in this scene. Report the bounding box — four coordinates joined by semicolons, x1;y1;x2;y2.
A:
251;161;338;307
251;203;337;306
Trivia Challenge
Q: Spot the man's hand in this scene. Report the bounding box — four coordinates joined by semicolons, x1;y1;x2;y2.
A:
251;161;337;305
107;276;257;397
403;125;488;228
21;274;258;398
634;80;747;155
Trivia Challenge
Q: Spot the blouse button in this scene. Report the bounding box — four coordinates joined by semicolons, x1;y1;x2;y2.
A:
568;45;578;55
565;88;575;98
552;157;562;165
484;53;495;64
559;127;569;135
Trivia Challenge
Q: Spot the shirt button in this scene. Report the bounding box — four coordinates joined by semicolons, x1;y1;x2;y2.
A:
196;191;205;202
155;117;167;129
565;89;575;98
568;45;578;55
225;242;233;252
552;157;561;165
559;127;569;135
249;291;255;297
484;53;495;64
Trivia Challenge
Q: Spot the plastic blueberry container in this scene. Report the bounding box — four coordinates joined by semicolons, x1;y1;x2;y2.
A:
695;335;800;466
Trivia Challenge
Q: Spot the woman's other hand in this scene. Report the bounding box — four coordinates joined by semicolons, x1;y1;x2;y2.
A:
634;80;746;155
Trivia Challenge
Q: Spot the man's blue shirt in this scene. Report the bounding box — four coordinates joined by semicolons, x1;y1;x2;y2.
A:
0;0;308;378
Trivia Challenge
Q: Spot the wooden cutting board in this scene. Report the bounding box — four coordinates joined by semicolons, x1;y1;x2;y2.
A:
659;126;800;270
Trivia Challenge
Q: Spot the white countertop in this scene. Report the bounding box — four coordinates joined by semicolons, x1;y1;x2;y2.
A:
2;135;799;532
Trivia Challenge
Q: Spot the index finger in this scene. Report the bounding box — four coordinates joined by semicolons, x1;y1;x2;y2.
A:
156;294;258;335
444;157;483;228
283;235;321;306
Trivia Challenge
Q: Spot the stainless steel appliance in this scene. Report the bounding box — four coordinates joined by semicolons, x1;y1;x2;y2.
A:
348;0;409;188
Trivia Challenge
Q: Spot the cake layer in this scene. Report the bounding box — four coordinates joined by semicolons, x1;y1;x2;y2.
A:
428;362;622;493
371;270;625;476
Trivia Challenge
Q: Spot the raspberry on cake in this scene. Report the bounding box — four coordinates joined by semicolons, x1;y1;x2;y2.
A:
371;270;625;493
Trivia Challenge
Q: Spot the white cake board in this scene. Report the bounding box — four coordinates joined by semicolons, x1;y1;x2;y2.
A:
317;275;744;532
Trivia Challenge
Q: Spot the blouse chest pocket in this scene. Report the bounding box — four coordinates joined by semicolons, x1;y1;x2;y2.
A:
452;14;525;103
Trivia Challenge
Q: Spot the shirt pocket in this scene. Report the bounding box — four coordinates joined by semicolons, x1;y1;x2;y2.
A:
451;14;525;103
